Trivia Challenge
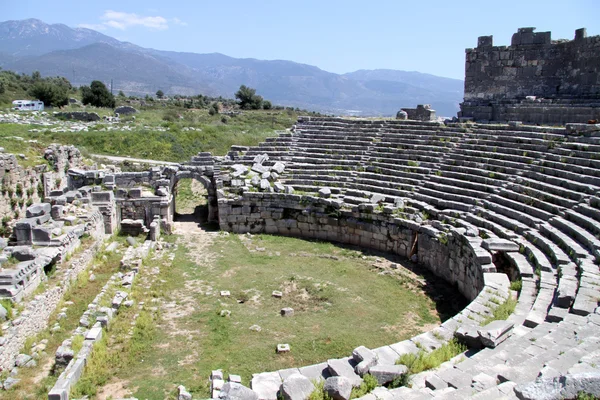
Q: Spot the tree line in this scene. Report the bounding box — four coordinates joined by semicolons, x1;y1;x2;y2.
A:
1;70;276;111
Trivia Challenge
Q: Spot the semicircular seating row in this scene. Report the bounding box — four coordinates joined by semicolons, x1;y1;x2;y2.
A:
221;117;600;399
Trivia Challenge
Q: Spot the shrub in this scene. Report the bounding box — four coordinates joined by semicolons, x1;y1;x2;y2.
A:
28;80;69;107
481;296;517;325
263;100;272;110
308;380;331;400
510;279;522;292
235;85;263;110
15;183;23;197
397;339;466;375
350;374;378;399
81;80;116;108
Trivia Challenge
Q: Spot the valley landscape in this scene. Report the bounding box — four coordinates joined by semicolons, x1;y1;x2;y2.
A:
0;4;599;400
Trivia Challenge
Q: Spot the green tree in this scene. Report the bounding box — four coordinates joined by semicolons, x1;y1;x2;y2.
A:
156;90;164;99
118;90;126;98
28;81;69;107
31;71;41;81
208;102;219;115
235;85;263;110
81;81;116;108
262;100;272;110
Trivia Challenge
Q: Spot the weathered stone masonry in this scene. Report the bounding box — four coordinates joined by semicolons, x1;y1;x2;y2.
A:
218;192;489;301
459;27;600;124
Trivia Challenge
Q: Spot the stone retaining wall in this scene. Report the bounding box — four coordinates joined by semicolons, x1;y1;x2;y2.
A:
218;192;492;301
0;210;104;372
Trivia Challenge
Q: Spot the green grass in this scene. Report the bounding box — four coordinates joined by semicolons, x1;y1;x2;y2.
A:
481;296;518;326
0;239;125;400
396;338;466;375
509;279;522;292
350;374;378;399
0;108;302;163
120;233;445;399
308;380;331;400
175;178;208;215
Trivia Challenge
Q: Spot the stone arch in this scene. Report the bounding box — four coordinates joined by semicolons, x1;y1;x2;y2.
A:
172;170;218;223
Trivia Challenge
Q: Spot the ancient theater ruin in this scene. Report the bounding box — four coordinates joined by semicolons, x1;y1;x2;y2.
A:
0;27;598;400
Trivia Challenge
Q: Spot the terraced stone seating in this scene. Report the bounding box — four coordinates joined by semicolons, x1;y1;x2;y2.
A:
216;116;600;399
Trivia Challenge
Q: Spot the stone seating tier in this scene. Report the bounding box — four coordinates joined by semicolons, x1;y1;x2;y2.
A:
214;117;600;398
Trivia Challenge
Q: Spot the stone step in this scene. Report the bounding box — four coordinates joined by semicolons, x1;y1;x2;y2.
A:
474;208;531;235
508;182;579;209
499;187;564;216
545;153;600;170
489;193;554;221
549;216;600;254
536;160;600;185
540;223;591;262
440;163;510;181
483;200;544;229
464;213;520;241
459;143;546;160
412;192;473;213
417;186;480;206
523;230;571;267
428;174;500;194
423;181;491;199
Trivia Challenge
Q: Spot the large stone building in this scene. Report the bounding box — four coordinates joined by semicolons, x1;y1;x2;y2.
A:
459;27;600;124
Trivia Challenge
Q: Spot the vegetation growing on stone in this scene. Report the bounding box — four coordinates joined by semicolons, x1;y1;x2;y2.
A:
396;338;467;375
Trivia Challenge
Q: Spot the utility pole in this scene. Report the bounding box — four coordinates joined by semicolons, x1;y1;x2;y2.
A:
111;79;113;95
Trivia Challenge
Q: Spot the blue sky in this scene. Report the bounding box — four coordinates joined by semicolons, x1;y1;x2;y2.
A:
3;0;598;79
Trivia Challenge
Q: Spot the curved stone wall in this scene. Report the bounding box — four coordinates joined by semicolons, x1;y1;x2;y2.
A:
218;192;491;301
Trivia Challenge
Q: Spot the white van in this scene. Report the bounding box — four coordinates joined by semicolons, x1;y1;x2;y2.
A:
12;100;45;111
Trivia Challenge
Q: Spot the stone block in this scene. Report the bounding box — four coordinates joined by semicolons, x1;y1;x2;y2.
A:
219;382;259;400
251;372;281;400
478;320;514;348
26;202;51;218
482;238;520;252
280;373;315;400
327;358;362;387
368;364;407;385
324;376;352;400
91;191;114;203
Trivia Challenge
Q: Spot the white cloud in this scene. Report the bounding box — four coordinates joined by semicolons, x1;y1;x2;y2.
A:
77;23;107;31
101;10;169;30
79;10;187;32
171;17;188;27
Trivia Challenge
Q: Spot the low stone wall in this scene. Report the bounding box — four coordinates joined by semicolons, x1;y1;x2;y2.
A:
0;210;105;372
218;192;492;301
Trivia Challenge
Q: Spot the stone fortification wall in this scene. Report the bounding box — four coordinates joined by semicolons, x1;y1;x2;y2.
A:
0;145;82;237
0;210;104;372
218;192;492;301
459;27;600;124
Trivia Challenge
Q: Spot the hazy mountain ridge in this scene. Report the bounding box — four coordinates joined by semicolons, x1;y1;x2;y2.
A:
0;19;463;116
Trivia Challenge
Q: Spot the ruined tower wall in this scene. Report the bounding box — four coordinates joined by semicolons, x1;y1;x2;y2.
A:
460;27;600;124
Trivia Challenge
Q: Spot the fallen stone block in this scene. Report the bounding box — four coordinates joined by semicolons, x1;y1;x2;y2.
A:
514;372;600;400
280;373;315;400
219;382;259;400
324;376;352;400
368;364;407;385
478;320;514;348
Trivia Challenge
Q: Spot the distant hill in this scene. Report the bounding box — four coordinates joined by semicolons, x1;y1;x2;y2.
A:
0;19;464;116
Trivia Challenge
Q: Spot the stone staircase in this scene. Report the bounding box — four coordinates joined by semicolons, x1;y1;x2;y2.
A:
221;117;600;399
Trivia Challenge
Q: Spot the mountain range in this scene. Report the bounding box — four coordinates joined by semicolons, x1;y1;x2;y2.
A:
0;19;464;116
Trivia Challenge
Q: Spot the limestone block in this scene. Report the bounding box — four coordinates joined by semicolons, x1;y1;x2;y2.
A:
26;202;51;218
219;382;259;400
280;373;315;400
323;376;352;400
369;364;407;385
478;320;514;348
